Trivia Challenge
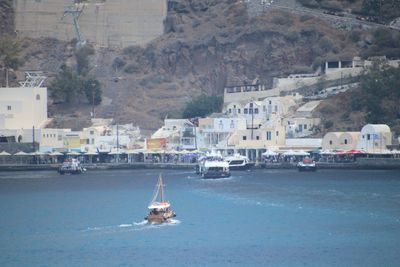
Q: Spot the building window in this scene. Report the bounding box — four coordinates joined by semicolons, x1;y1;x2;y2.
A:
276;131;279;136
256;136;260;140
254;108;259;114
329;140;332;145
230;120;235;129
7;105;11;111
58;135;62;141
238;109;241;114
233;105;236;108
263;105;266;111
269;100;272;104
86;139;90;144
242;136;247;140
228;108;232;113
36;94;40;100
250;103;253;108
266;131;272;140
43;134;45;138
91;139;94;144
274;105;278;112
244;108;248;114
90;130;94;135
344;139;348;144
367;134;371;140
304;124;307;130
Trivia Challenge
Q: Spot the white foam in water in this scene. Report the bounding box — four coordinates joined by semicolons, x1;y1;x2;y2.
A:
83;219;181;233
133;220;148;226
118;224;132;228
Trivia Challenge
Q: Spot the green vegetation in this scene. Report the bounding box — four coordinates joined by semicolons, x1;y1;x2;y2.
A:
343;63;400;134
297;0;319;8
271;15;293;26
50;44;102;105
361;0;400;22
362;28;400;59
50;64;83;104
50;64;102;105
112;57;126;71
75;45;95;76
0;34;22;86
83;78;102;105
182;94;223;118
358;63;400;125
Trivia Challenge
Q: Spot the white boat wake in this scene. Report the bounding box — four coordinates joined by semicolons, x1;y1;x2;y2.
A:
82;219;181;233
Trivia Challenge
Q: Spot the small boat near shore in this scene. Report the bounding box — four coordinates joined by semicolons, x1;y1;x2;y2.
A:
58;158;86;175
297;157;316;172
145;174;176;223
224;154;254;170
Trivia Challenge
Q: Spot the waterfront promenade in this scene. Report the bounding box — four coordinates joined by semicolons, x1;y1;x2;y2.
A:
1;158;400;171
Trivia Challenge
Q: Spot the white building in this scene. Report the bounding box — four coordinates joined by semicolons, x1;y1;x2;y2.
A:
283;117;321;138
0;128;71;152
322;132;359;150
357;124;392;153
0;87;48;129
198;115;247;150
0;72;48;130
151;119;196;150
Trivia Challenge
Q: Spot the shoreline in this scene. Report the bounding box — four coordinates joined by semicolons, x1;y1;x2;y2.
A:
1;158;400;171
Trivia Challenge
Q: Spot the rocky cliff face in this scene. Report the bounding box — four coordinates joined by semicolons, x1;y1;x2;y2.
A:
9;0;362;131
90;0;359;130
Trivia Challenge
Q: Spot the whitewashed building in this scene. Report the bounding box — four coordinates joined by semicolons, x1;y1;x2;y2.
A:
0;72;48;129
357;124;392;153
198;115;247;150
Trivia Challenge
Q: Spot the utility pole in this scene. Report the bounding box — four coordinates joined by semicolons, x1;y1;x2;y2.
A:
91;83;96;119
5;69;9;87
116;124;119;163
32;126;35;152
61;4;86;48
251;101;254;140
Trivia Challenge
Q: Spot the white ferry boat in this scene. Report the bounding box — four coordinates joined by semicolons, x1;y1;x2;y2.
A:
196;153;230;179
58;158;86;175
224;154;255;170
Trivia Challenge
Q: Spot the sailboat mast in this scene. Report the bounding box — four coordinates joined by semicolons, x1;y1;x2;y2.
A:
159;174;164;202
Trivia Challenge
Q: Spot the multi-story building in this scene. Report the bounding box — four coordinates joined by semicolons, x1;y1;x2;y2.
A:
0;72;48;129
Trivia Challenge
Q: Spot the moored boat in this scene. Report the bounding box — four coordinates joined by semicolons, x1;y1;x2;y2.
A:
297;157;316;172
224;154;255;170
196;153;230;179
58;158;86;174
145;174;176;223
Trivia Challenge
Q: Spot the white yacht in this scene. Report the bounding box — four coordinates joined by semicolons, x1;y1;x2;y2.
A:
224;154;255;170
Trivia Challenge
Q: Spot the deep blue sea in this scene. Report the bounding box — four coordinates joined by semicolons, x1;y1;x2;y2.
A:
0;169;400;266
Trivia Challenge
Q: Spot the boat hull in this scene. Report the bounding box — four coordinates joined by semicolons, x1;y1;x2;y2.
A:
145;210;176;223
202;171;231;179
58;169;85;175
229;162;255;171
297;165;317;172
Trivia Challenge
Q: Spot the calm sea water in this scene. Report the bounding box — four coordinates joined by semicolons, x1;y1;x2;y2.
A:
0;169;399;266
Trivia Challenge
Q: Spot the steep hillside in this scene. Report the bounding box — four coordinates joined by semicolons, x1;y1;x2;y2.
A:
84;0;361;130
5;0;395;131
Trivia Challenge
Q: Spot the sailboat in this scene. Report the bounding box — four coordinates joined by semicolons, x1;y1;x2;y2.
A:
145;174;176;223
